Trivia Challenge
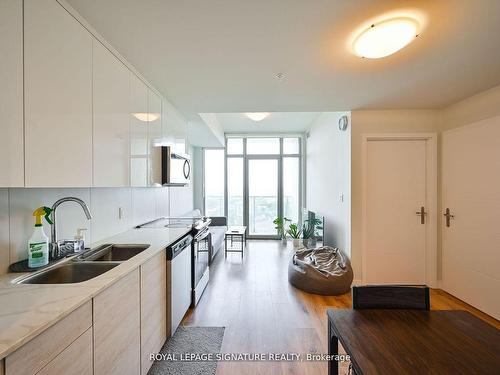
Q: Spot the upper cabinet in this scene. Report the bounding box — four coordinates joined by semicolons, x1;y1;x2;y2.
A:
130;74;149;187
0;0;24;187
24;0;93;187
92;41;130;187
2;0;187;188
148;90;162;186
162;99;187;154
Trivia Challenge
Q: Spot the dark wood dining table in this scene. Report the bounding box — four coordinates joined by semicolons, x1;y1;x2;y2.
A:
327;309;500;375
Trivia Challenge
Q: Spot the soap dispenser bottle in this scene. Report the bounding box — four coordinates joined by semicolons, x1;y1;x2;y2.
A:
74;228;87;252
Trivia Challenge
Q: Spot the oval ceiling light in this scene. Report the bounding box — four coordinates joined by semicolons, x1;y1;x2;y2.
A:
133;113;160;122
245;112;270;121
353;17;420;59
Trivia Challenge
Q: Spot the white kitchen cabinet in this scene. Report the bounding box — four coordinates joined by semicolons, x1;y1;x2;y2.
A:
162;98;187;154
24;0;92;187
93;40;130;187
0;0;24;187
130;74;149;187
148;89;163;186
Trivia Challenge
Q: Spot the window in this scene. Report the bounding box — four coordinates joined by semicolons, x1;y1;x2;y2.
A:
246;138;280;154
222;136;302;238
283;157;299;223
226;138;243;155
283;137;300;154
227;157;244;226
203;149;224;216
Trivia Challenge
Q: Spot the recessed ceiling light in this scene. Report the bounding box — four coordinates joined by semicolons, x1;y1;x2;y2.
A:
245;112;270;121
133;113;160;122
353;17;420;59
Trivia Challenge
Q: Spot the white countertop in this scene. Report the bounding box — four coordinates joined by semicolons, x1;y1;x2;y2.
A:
0;226;192;359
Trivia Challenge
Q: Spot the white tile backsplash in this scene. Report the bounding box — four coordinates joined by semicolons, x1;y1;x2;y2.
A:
9;188;92;263
90;188;132;242
0;186;191;274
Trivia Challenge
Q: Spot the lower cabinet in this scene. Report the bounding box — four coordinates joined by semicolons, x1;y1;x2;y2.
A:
5;301;92;375
93;268;141;375
37;329;92;375
140;251;167;374
3;259;168;375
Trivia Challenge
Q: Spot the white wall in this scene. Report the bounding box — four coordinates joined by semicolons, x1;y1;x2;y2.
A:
350;110;441;281
306;112;351;256
441;84;500;131
0;185;192;274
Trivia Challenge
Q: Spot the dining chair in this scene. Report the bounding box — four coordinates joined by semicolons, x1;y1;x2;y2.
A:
352;285;430;310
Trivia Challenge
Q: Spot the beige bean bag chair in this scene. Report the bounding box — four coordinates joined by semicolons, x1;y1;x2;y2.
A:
288;246;353;295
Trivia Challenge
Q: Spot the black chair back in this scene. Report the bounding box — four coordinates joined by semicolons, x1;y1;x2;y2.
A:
352;285;430;310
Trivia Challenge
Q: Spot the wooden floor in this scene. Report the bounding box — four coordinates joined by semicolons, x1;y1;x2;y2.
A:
183;240;500;375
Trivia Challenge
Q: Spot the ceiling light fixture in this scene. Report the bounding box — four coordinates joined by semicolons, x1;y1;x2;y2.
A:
245;112;270;121
133;113;160;122
353;16;420;58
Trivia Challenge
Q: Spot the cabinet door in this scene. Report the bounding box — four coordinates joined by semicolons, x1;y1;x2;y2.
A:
130;75;149;187
162;99;187;153
148;90;162;186
0;0;23;187
36;328;92;375
24;0;92;187
93;268;140;375
140;251;167;374
93;40;130;187
5;301;92;375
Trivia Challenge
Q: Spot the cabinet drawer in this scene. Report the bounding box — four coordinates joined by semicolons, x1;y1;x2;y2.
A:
36;328;92;375
5;301;92;375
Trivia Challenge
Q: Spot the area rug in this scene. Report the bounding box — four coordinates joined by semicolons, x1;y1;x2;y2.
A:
148;326;225;375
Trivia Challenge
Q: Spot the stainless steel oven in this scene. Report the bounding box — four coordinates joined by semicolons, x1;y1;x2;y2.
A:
192;227;210;306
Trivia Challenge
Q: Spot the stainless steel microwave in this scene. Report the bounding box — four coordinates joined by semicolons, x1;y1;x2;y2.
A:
161;146;191;185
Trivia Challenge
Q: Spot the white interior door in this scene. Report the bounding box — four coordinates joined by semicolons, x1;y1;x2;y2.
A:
364;138;429;284
442;117;500;320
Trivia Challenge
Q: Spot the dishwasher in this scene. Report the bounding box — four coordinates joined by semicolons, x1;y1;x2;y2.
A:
166;234;193;336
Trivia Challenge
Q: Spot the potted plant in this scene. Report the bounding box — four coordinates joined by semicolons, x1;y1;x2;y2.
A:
273;217;291;245
302;221;314;247
303;218;323;248
286;223;302;248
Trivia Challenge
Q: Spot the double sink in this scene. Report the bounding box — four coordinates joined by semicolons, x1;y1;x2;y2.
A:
15;244;150;285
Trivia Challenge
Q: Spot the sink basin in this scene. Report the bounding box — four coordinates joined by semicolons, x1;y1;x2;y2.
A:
75;244;150;262
16;262;118;284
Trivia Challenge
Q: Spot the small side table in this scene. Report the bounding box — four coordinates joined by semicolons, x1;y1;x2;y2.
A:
225;226;247;258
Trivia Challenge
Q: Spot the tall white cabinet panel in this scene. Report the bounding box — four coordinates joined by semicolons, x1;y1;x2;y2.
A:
130;74;149;187
162;99;187;154
24;0;92;187
0;0;24;187
148;90;162;186
93;41;130;187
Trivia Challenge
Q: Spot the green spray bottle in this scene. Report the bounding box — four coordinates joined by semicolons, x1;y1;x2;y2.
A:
28;207;53;268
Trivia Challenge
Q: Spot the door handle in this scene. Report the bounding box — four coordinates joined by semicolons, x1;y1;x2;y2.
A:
415;206;427;224
443;208;455;227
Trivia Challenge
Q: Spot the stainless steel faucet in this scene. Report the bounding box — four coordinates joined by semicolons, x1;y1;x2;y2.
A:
50;197;92;259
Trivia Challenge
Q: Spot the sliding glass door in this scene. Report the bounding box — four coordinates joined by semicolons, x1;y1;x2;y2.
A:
248;158;279;236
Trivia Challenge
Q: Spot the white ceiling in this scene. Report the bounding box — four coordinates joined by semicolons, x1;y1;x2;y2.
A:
212;112;320;134
67;0;500;123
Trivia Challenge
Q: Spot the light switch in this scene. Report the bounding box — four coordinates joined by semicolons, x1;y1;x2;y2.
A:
339;193;344;203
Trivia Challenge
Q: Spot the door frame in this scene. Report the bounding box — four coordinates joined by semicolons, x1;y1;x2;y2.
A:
361;133;438;287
